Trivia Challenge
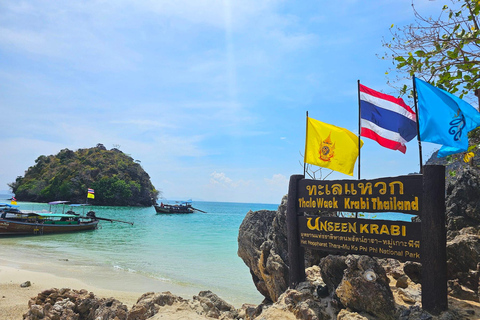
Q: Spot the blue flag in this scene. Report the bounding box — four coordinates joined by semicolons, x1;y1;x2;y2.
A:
414;77;480;157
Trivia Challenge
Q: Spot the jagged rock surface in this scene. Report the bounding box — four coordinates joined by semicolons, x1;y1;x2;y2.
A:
237;197;289;302
23;289;241;320
442;167;480;301
445;167;480;231
127;291;187;320
24;288;128;320
318;255;347;294
335;255;396;320
192;290;239;319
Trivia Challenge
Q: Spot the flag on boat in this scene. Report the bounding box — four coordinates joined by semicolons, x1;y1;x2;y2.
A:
414;77;480;157
359;84;417;153
87;188;95;199
11;197;17;205
304;117;363;176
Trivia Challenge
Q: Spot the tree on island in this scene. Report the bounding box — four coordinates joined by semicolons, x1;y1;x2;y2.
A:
9;144;160;206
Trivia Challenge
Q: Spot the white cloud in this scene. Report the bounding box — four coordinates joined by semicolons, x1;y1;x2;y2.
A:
210;171;234;186
265;174;288;187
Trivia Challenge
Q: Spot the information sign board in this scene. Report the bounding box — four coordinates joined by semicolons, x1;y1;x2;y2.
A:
298;216;421;262
297;175;423;214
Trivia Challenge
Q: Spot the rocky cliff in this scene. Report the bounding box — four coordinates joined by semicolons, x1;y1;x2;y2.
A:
237;165;480;319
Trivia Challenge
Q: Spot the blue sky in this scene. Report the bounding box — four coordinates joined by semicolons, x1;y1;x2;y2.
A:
0;1;447;204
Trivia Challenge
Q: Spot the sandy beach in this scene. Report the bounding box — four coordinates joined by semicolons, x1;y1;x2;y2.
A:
0;265;142;319
0;264;225;320
0;242;233;320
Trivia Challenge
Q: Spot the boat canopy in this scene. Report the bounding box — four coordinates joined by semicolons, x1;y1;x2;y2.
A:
0;203;19;208
28;212;78;218
48;201;70;205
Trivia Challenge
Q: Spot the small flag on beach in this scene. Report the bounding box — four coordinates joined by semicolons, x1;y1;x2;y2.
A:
414;77;480;157
11;197;17;205
87;188;95;199
359;84;417;153
304;117;363;176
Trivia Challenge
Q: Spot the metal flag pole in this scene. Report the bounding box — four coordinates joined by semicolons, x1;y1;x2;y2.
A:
357;80;361;180
304;111;308;177
412;75;424;174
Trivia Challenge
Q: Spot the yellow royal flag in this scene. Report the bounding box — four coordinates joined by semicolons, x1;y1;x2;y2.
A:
304;117;363;176
87;188;95;199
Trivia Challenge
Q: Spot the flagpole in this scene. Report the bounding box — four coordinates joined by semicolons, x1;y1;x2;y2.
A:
304;111;308;177
357;80;361;180
412;75;424;174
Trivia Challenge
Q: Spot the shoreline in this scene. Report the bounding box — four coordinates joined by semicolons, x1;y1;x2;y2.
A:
0;243;257;320
0;265;143;320
0;244;210;297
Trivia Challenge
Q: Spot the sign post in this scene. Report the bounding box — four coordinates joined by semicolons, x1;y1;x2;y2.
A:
421;165;447;313
287;174;306;287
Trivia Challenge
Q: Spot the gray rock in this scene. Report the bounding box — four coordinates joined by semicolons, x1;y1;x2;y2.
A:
445;167;480;231
397;287;421;304
237;303;258;320
318;255;347;294
378;258;404;279
335;255;395;320
127;291;186;320
192;290;238;319
398;305;433;320
276;287;331;320
447;279;479;302
24;288;128;320
237;197;288;302
396;275;409;289
404;261;422;284
446;233;480;293
20;281;31;288
337;309;369;320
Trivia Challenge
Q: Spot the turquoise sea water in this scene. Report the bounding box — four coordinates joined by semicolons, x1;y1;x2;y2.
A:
0;201;278;306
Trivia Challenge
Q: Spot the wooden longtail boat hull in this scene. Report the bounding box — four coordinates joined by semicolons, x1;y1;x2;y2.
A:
154;205;194;214
0;218;99;235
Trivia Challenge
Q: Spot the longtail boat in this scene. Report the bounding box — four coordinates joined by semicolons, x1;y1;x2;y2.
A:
154;200;206;214
0;201;132;236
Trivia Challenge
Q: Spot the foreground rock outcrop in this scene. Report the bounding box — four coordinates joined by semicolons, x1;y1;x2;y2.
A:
444;167;480;302
237;199;289;302
23;288;241;320
24;288;129;320
427;154;480;301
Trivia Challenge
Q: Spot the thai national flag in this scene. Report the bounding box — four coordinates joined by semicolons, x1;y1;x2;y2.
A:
359;84;417;153
88;188;94;194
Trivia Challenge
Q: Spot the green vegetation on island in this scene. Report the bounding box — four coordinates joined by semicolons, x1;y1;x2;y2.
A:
9;144;159;206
